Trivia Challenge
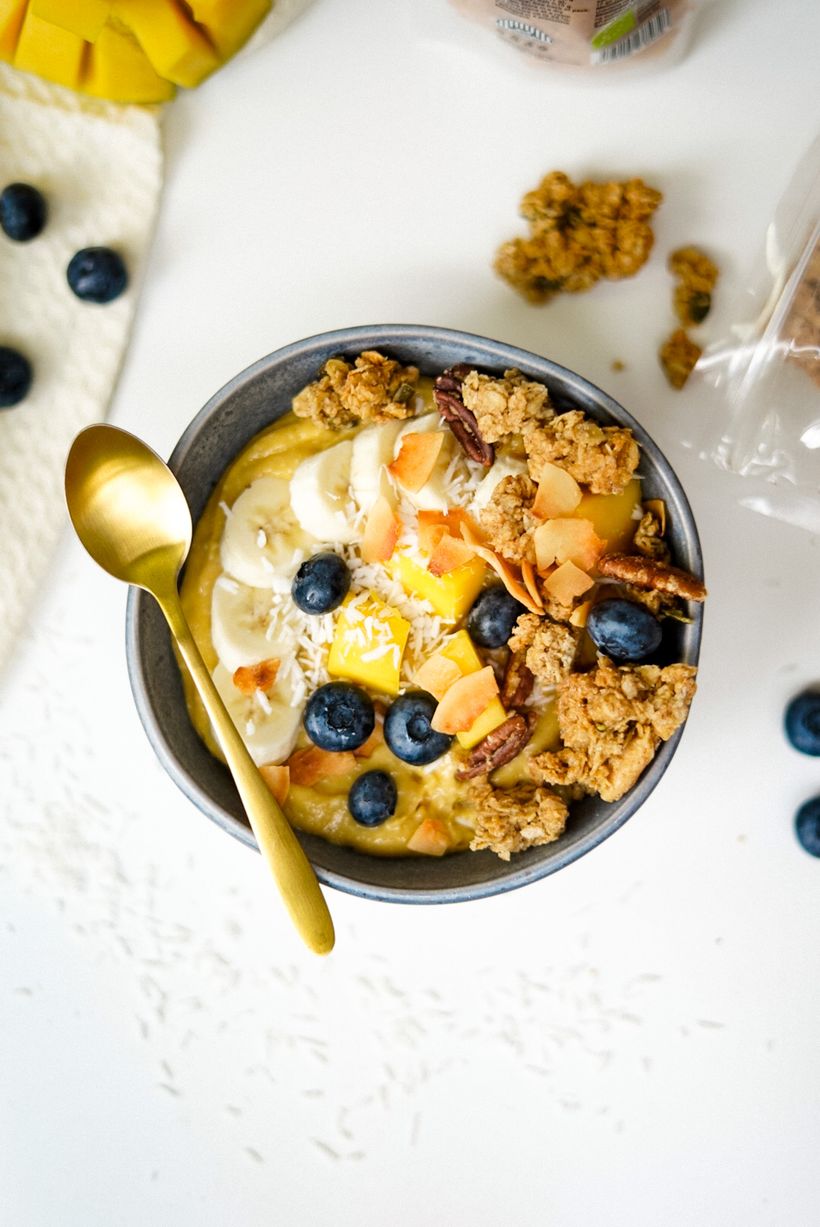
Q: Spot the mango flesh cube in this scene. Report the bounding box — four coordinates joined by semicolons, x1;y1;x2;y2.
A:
438;630;508;750
15;9;87;88
30;0;110;41
391;552;486;623
112;0;218;87
188;0;270;57
327;593;410;697
0;0;26;59
576;477;641;554
85;22;175;103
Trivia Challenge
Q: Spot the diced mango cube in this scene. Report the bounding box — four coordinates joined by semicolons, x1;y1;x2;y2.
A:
327;592;410;697
390;551;486;623
15;8;87;88
576;477;641;553
85;23;175;102
112;0;218;87
0;0;27;59
31;0;109;41
430;630;508;750
189;0;270;57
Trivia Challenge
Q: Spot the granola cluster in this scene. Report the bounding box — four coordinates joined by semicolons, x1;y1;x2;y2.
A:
460;368;553;442
508;613;579;687
669;246;718;327
468;779;568;861
479;473;538;564
530;658;697;803
524;410;640;495
495;171;663;304
658;328;702;390
292;350;419;429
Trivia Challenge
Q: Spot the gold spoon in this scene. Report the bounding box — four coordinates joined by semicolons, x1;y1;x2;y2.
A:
65;424;335;956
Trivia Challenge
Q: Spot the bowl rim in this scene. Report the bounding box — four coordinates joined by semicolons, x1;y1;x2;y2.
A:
125;323;703;904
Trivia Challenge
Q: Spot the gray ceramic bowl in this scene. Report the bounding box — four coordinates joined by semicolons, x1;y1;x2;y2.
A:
126;325;703;903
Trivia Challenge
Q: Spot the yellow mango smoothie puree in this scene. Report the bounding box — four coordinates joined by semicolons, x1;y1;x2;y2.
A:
180;352;702;861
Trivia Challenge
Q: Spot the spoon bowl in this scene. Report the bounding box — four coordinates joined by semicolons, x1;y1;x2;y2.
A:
65;424;335;955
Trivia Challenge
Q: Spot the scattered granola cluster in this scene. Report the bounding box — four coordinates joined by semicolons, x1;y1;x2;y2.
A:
480;473;538;564
524;409;640;494
468;778;569;860
293;350;419;429
659;246;719;389
495;170;663;304
460;368;553;441
508;613;579;688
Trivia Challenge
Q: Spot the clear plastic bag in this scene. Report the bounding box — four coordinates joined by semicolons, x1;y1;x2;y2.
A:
447;0;700;72
699;135;820;533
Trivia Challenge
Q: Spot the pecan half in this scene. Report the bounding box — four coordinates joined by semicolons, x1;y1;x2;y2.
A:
598;554;707;601
457;712;534;780
500;651;535;709
434;365;494;467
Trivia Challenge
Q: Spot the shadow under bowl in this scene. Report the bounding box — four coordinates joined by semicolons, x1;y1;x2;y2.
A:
125;324;703;904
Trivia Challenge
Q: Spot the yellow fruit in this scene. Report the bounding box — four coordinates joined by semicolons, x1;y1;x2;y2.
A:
390;551;486;623
423;630;508;750
0;0;271;103
327;593;410;698
84;22;175;103
576;477;641;553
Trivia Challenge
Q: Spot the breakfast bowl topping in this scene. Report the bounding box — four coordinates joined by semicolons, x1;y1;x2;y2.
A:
174;347;705;864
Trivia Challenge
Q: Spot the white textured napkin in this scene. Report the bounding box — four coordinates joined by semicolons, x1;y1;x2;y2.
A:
0;64;163;675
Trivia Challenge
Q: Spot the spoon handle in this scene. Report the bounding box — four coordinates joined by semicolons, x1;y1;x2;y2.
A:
157;589;335;956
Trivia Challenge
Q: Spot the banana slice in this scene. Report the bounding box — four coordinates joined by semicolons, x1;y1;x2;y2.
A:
211;662;304;767
392;412;457;512
221;476;316;590
471;453;529;515
290;438;358;543
349;420;404;513
211;575;297;674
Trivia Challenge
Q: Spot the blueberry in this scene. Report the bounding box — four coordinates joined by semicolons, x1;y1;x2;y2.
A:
66;247;128;304
467;584;526;649
784;690;820;756
586;598;662;662
384;691;453;765
0;346;32;408
795;797;820;857
292;551;350;614
304;681;375;752
0;183;46;241
348;770;397;827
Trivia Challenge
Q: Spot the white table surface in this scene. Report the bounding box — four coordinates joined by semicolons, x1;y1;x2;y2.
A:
3;1;820;1223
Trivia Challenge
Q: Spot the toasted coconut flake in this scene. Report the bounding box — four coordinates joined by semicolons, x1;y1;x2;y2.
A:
232;658;280;695
532;462;583;519
388;431;445;491
361;494;400;563
259;764;290;805
533;518;605;574
645;498;667;535
459;519;542;615
431;666;499;734
407;818;450;856
521;559;545;612
428;533;477;576
288;746;357;786
412;654;463;700
569;600;593;628
543;560;594;605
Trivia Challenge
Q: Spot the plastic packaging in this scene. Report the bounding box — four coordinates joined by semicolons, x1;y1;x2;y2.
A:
448;0;699;71
699;135;820;533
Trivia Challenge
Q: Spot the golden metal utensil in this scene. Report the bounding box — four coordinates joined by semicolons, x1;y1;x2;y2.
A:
65;424;335;955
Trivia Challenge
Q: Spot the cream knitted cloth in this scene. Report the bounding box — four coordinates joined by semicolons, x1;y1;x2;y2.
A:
0;65;163;674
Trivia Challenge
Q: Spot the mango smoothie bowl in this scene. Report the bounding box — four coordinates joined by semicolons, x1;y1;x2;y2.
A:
125;326;705;902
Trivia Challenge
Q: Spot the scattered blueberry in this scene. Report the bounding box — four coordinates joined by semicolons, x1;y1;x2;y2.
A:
586;597;662;662
348;770;397;827
784;689;820;756
0;346;32;408
304;681;375;752
384;691;453;765
467;584;526;649
795;797;820;857
0;183;47;241
66;246;128;304
292;551;350;614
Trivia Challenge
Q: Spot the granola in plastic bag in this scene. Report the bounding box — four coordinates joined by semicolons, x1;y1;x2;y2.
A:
698;135;820;533
449;0;700;71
